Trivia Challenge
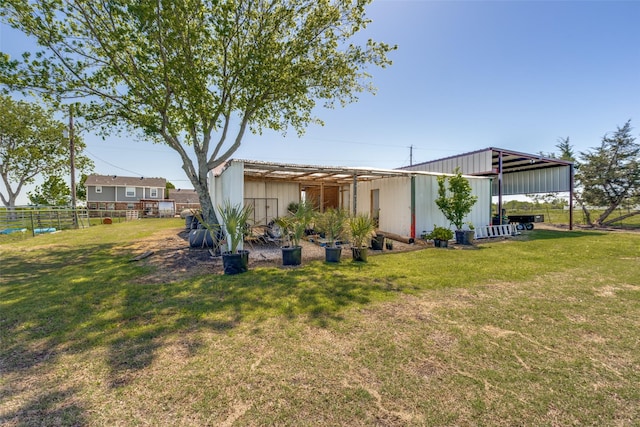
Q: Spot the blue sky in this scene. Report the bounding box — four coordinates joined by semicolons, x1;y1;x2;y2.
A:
2;0;639;204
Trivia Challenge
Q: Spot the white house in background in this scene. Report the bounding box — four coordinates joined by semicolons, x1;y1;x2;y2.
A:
85;174;173;216
208;159;492;244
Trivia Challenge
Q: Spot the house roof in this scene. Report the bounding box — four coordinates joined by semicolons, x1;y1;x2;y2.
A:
168;189;200;203
85;174;166;188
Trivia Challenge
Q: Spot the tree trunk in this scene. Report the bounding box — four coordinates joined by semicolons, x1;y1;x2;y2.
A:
192;179;218;226
602;210;640;226
596;204;620;227
578;200;593;227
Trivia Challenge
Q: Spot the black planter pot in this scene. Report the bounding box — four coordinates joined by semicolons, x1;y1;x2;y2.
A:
185;214;195;230
325;246;342;263
434;239;449;248
282;246;302;266
222;250;249;275
351;247;368;262
190;216;201;230
189;229;214;248
455;230;475;245
371;234;385;250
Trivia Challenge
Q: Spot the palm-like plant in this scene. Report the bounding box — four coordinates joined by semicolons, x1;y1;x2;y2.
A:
290;200;315;247
274;200;315;247
315;208;348;247
348;213;376;248
217;200;253;254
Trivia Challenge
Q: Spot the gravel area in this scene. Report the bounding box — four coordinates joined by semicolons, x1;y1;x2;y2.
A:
128;228;422;283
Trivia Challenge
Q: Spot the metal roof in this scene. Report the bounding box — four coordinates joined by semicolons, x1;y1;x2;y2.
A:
232;159;453;185
402;147;573;176
483;147;573;175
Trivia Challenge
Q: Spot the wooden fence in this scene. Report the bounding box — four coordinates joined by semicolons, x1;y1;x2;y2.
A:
0;208;90;237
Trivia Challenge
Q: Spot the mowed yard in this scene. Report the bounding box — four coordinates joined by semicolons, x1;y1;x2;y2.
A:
1;219;639;426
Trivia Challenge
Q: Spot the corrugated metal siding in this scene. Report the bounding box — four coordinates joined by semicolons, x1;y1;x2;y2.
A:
414;175;447;235
356;177;411;237
219;162;244;207
245;180;300;219
496;166;571;195
356;174;492;237
406;151;493;175
212;161;246;249
470;179;492;227
415;174;492;235
341;186;351;212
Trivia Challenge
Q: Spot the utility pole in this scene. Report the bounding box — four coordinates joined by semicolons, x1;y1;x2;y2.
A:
409;145;413;166
69;105;78;228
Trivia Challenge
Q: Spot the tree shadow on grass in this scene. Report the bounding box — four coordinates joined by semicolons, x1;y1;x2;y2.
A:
0;387;87;426
0;242;397;421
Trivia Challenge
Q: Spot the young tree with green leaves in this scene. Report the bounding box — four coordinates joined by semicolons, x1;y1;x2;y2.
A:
0;95;91;207
0;0;395;223
435;168;478;230
28;176;71;206
165;181;176;199
77;173;88;202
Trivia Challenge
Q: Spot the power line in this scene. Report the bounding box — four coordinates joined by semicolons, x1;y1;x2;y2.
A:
84;149;145;177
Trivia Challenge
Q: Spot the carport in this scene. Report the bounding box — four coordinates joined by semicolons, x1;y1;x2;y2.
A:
400;147;575;230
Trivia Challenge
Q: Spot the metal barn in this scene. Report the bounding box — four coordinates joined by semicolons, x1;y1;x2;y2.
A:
209;159;491;241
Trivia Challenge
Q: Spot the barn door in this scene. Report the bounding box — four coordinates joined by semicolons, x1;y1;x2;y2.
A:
371;189;380;228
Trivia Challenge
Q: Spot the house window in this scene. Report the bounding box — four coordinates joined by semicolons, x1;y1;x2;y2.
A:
127;203;135;209
95;186;102;193
126;187;136;197
150;188;158;198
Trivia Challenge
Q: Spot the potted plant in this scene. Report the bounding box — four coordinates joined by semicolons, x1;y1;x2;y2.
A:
348;213;376;262
275;200;314;266
425;225;454;248
435;168;478;245
314;207;348;263
217;200;253;275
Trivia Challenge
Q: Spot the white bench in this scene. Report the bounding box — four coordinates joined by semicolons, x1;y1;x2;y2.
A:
474;224;517;239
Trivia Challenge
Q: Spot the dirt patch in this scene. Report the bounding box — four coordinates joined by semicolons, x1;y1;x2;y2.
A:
124;227;422;283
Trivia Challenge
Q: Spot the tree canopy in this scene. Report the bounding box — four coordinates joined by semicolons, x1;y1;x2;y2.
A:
1;0;395;222
0;95;90;207
28;175;71;206
578;120;640;225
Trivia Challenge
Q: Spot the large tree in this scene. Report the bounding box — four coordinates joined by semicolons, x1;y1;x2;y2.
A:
578;120;640;226
1;0;395;223
0;95;90;207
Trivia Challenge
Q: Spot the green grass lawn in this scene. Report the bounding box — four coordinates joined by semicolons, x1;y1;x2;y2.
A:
1;220;639;426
